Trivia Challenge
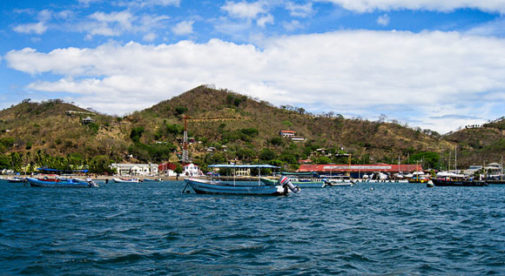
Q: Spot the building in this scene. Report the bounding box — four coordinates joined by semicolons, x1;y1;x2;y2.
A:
298;164;422;177
182;163;204;177
279;130;296;137
82;116;94;124
158;162;178;176
291;136;305;142
110;163;159;176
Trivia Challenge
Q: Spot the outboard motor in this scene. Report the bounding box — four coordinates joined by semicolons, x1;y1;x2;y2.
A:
279;176;301;194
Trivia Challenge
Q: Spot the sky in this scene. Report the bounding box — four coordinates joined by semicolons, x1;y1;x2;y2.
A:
2;0;505;134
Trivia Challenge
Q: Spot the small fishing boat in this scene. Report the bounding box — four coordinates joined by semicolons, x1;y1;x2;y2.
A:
142;178;162;182
27;177;98;188
261;177;325;188
183;164;300;196
7;176;26;183
273;172;326;188
113;177;141;183
407;171;430;183
322;175;355;186
432;172;488;187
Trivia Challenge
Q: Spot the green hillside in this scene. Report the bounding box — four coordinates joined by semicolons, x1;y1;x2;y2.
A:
0;86;498;174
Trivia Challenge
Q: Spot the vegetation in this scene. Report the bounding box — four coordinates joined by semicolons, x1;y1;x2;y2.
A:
0;85;502;174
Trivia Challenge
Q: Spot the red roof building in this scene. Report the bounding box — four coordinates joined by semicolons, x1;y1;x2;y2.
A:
297;164;422;173
279;130;296;137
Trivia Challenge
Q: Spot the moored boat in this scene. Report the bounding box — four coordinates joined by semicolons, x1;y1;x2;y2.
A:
7;176;26;183
322;175;355;186
27;177;98;188
113;177;141;183
432;172;488;187
184;164;300;196
260;177;325;188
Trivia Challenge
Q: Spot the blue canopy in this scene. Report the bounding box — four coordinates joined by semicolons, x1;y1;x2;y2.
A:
208;164;279;169
37;167;89;173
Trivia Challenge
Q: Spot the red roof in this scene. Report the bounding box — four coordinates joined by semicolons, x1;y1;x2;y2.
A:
298;164;422;173
280;130;296;133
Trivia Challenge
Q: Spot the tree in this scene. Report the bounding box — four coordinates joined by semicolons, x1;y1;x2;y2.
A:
130;126;145;143
259;148;276;161
0;154;9;169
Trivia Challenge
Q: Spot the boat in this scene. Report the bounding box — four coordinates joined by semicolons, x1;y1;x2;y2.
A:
322;175;355;186
113;177;141;183
260;177;325;188
7;176;26;183
183;164;300;196
142;178;162;182
432;172;488;187
27;177;98;188
407;171;430;183
278;172;325;188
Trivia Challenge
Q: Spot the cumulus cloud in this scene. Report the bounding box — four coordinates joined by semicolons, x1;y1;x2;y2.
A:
172;20;194;35
13;22;48;35
118;0;181;8
257;14;274;27
6;31;505;133
321;0;505;13
221;1;266;19
13;9;52;35
377;14;390;26
77;10;168;38
285;2;313;17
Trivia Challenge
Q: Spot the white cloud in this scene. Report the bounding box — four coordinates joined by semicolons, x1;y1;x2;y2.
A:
321;0;505;13
6;31;505;133
13;22;48;35
257;14;274;27
377;14;390;26
172;20;194;35
221;1;266;19
143;32;157;42
13;9;52;35
118;0;180;8
76;11;168;38
282;20;303;31
285;2;313;17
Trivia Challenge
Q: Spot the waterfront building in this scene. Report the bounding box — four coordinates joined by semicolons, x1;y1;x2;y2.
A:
182;163;204;177
298;164;422;178
111;163;159;176
158;162;178;176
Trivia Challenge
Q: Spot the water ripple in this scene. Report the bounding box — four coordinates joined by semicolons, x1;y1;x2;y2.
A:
0;181;504;274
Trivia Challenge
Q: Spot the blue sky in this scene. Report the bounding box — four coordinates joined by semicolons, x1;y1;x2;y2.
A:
2;0;505;133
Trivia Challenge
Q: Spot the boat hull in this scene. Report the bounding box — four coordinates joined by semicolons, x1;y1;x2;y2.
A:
113;178;140;183
186;178;286;196
27;178;96;188
260;178;324;188
432;179;488;187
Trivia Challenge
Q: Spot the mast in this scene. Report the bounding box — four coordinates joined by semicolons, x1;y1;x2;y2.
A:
182;115;190;163
455;145;457;173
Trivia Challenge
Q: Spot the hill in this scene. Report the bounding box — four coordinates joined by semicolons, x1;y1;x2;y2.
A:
444;118;505;167
0;86;496;173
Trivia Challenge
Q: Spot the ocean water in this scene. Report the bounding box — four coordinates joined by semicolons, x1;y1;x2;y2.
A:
0;180;504;275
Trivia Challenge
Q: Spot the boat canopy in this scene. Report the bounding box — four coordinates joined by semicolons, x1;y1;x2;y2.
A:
208;164;279;169
281;171;319;177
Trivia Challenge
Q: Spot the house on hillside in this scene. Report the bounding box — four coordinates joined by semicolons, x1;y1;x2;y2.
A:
82;116;94;124
279;130;296;137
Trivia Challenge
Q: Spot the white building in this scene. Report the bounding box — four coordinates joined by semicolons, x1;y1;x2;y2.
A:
183;163;204;177
111;163;158;176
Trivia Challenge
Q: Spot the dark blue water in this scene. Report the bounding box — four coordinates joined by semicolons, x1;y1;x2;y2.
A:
1;180;504;275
